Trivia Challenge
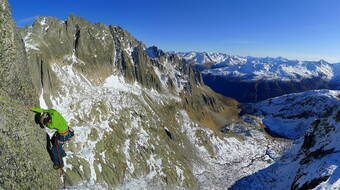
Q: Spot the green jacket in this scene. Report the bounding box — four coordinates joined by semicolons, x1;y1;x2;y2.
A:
31;108;68;133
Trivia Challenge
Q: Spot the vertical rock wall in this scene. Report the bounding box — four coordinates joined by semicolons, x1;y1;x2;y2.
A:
0;0;61;189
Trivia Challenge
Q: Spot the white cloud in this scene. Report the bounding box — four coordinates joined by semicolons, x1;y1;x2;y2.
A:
16;16;37;25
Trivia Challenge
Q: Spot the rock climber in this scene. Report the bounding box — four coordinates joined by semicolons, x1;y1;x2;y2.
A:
30;108;74;170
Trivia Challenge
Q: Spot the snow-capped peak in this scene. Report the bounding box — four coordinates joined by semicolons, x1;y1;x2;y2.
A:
177;52;340;82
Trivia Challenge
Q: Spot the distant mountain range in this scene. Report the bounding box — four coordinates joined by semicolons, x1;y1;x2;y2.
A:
176;52;340;102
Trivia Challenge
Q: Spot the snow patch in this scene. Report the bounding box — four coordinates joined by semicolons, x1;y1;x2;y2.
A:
23;31;39;51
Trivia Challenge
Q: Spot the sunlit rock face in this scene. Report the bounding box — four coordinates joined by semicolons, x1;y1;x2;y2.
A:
0;0;61;189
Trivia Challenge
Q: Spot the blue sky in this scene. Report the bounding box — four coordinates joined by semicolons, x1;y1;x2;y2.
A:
9;0;340;62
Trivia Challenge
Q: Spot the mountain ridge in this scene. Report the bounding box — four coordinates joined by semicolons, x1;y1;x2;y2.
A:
176;51;340;102
177;51;340;82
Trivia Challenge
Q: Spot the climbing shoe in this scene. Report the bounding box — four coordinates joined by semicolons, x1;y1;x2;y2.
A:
62;152;67;157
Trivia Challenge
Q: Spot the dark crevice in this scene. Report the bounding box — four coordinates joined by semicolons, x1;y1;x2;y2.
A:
65;20;68;31
164;128;172;140
47;68;53;92
74;25;81;50
40;59;44;87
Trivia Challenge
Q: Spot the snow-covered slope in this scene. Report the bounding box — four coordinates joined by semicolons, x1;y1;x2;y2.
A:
241;89;340;139
232;90;340;190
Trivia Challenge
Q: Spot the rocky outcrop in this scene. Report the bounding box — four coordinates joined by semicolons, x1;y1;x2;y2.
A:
145;48;236;129
0;0;60;189
20;15;165;99
145;46;165;58
110;26;164;91
0;2;35;104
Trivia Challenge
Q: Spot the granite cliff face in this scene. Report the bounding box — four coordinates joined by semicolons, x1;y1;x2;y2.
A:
0;0;60;189
19;14;163;97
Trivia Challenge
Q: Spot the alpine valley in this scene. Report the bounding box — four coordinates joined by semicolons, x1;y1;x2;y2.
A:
0;0;339;189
